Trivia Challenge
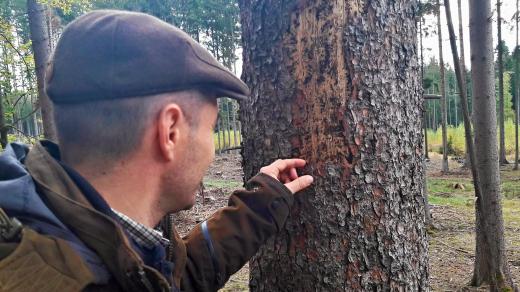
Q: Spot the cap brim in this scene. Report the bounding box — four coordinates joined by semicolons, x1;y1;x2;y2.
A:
214;88;249;101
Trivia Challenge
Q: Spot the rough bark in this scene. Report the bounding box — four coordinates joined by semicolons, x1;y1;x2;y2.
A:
468;0;515;289
239;0;429;290
437;0;449;173
27;0;56;141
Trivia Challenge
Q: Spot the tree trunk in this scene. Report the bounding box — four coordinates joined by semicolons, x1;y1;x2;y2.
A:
239;0;429;290
420;15;429;160
27;0;56;141
515;0;519;170
419;12;432;226
497;0;508;165
468;0;515;289
458;0;472;168
437;0;449;173
0;90;7;149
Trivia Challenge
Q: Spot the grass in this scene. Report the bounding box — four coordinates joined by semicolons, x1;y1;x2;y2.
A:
427;119;518;156
428;169;520;211
203;179;243;189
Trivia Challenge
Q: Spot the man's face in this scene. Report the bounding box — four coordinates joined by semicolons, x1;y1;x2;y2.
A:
164;94;218;211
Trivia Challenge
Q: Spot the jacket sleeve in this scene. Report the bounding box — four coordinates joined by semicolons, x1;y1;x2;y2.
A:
179;173;294;291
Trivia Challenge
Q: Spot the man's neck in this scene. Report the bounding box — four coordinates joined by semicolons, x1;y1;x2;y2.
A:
71;161;164;228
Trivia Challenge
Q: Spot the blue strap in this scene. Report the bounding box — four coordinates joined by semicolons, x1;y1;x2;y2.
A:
201;221;222;285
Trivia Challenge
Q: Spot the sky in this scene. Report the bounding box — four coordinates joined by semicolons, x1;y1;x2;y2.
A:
421;0;518;69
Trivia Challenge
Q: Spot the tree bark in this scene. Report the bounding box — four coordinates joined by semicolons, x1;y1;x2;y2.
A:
27;0;56;141
420;15;429;160
468;0;515;289
515;0;519;170
0;90;7;149
239;0;429;290
437;0;449;173
458;0;472;169
497;0;508;165
419;11;432;226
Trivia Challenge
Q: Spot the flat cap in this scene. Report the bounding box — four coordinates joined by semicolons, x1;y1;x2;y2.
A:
45;10;250;104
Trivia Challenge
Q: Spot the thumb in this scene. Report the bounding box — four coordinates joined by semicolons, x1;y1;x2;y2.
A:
284;175;314;194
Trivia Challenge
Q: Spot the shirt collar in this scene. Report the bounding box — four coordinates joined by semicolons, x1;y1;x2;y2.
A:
112;209;170;249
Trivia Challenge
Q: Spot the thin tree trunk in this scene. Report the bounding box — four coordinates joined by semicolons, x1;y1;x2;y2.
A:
217;99;222;154
0;90;7;149
421;15;429;159
225;99;232;147
468;0;515;289
231;101;238;148
497;0;508;164
459;0;472;168
240;0;429;290
438;0;449;172
419;10;432;226
515;0;519;170
27;0;56;141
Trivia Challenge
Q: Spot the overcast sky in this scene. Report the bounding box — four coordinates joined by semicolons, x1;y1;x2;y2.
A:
422;0;518;69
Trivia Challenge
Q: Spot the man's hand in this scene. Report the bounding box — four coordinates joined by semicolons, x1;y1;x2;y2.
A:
259;159;314;194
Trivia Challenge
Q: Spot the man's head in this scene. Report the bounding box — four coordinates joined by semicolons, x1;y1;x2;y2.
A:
54;90;218;211
45;10;249;212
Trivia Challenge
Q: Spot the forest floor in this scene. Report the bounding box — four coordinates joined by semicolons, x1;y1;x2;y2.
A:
174;152;520;291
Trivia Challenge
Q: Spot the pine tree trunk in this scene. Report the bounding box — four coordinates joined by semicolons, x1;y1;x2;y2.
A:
458;0;472;169
469;0;515;289
27;0;56;141
497;0;508;165
239;0;429;290
437;0;449;173
0;89;7;149
514;0;519;170
419;12;432;226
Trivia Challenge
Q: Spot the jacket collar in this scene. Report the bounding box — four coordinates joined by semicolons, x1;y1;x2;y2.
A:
24;141;171;291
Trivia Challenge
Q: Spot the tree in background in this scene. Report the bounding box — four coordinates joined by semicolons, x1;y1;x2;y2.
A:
239;0;428;290
457;0;472;168
469;0;515;288
27;0;55;141
513;0;520;170
437;0;449;172
497;0;508;164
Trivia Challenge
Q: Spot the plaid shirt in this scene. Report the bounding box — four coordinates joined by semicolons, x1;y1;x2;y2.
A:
112;209;170;249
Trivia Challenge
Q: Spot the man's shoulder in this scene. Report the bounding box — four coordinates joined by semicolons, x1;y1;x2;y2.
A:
0;142;116;290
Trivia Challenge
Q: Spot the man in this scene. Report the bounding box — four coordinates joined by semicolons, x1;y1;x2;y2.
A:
0;10;313;292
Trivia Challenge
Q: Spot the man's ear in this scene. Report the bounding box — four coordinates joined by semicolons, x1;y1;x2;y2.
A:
157;103;184;161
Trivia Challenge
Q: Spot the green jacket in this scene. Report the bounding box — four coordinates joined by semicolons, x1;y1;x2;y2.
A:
0;142;294;291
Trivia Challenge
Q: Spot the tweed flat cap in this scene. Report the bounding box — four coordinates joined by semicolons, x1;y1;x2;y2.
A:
45;10;250;104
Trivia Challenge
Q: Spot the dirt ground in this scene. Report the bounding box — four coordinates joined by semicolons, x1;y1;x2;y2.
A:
175;152;520;291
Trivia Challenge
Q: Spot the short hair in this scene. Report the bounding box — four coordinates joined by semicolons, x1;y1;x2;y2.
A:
53;91;209;167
